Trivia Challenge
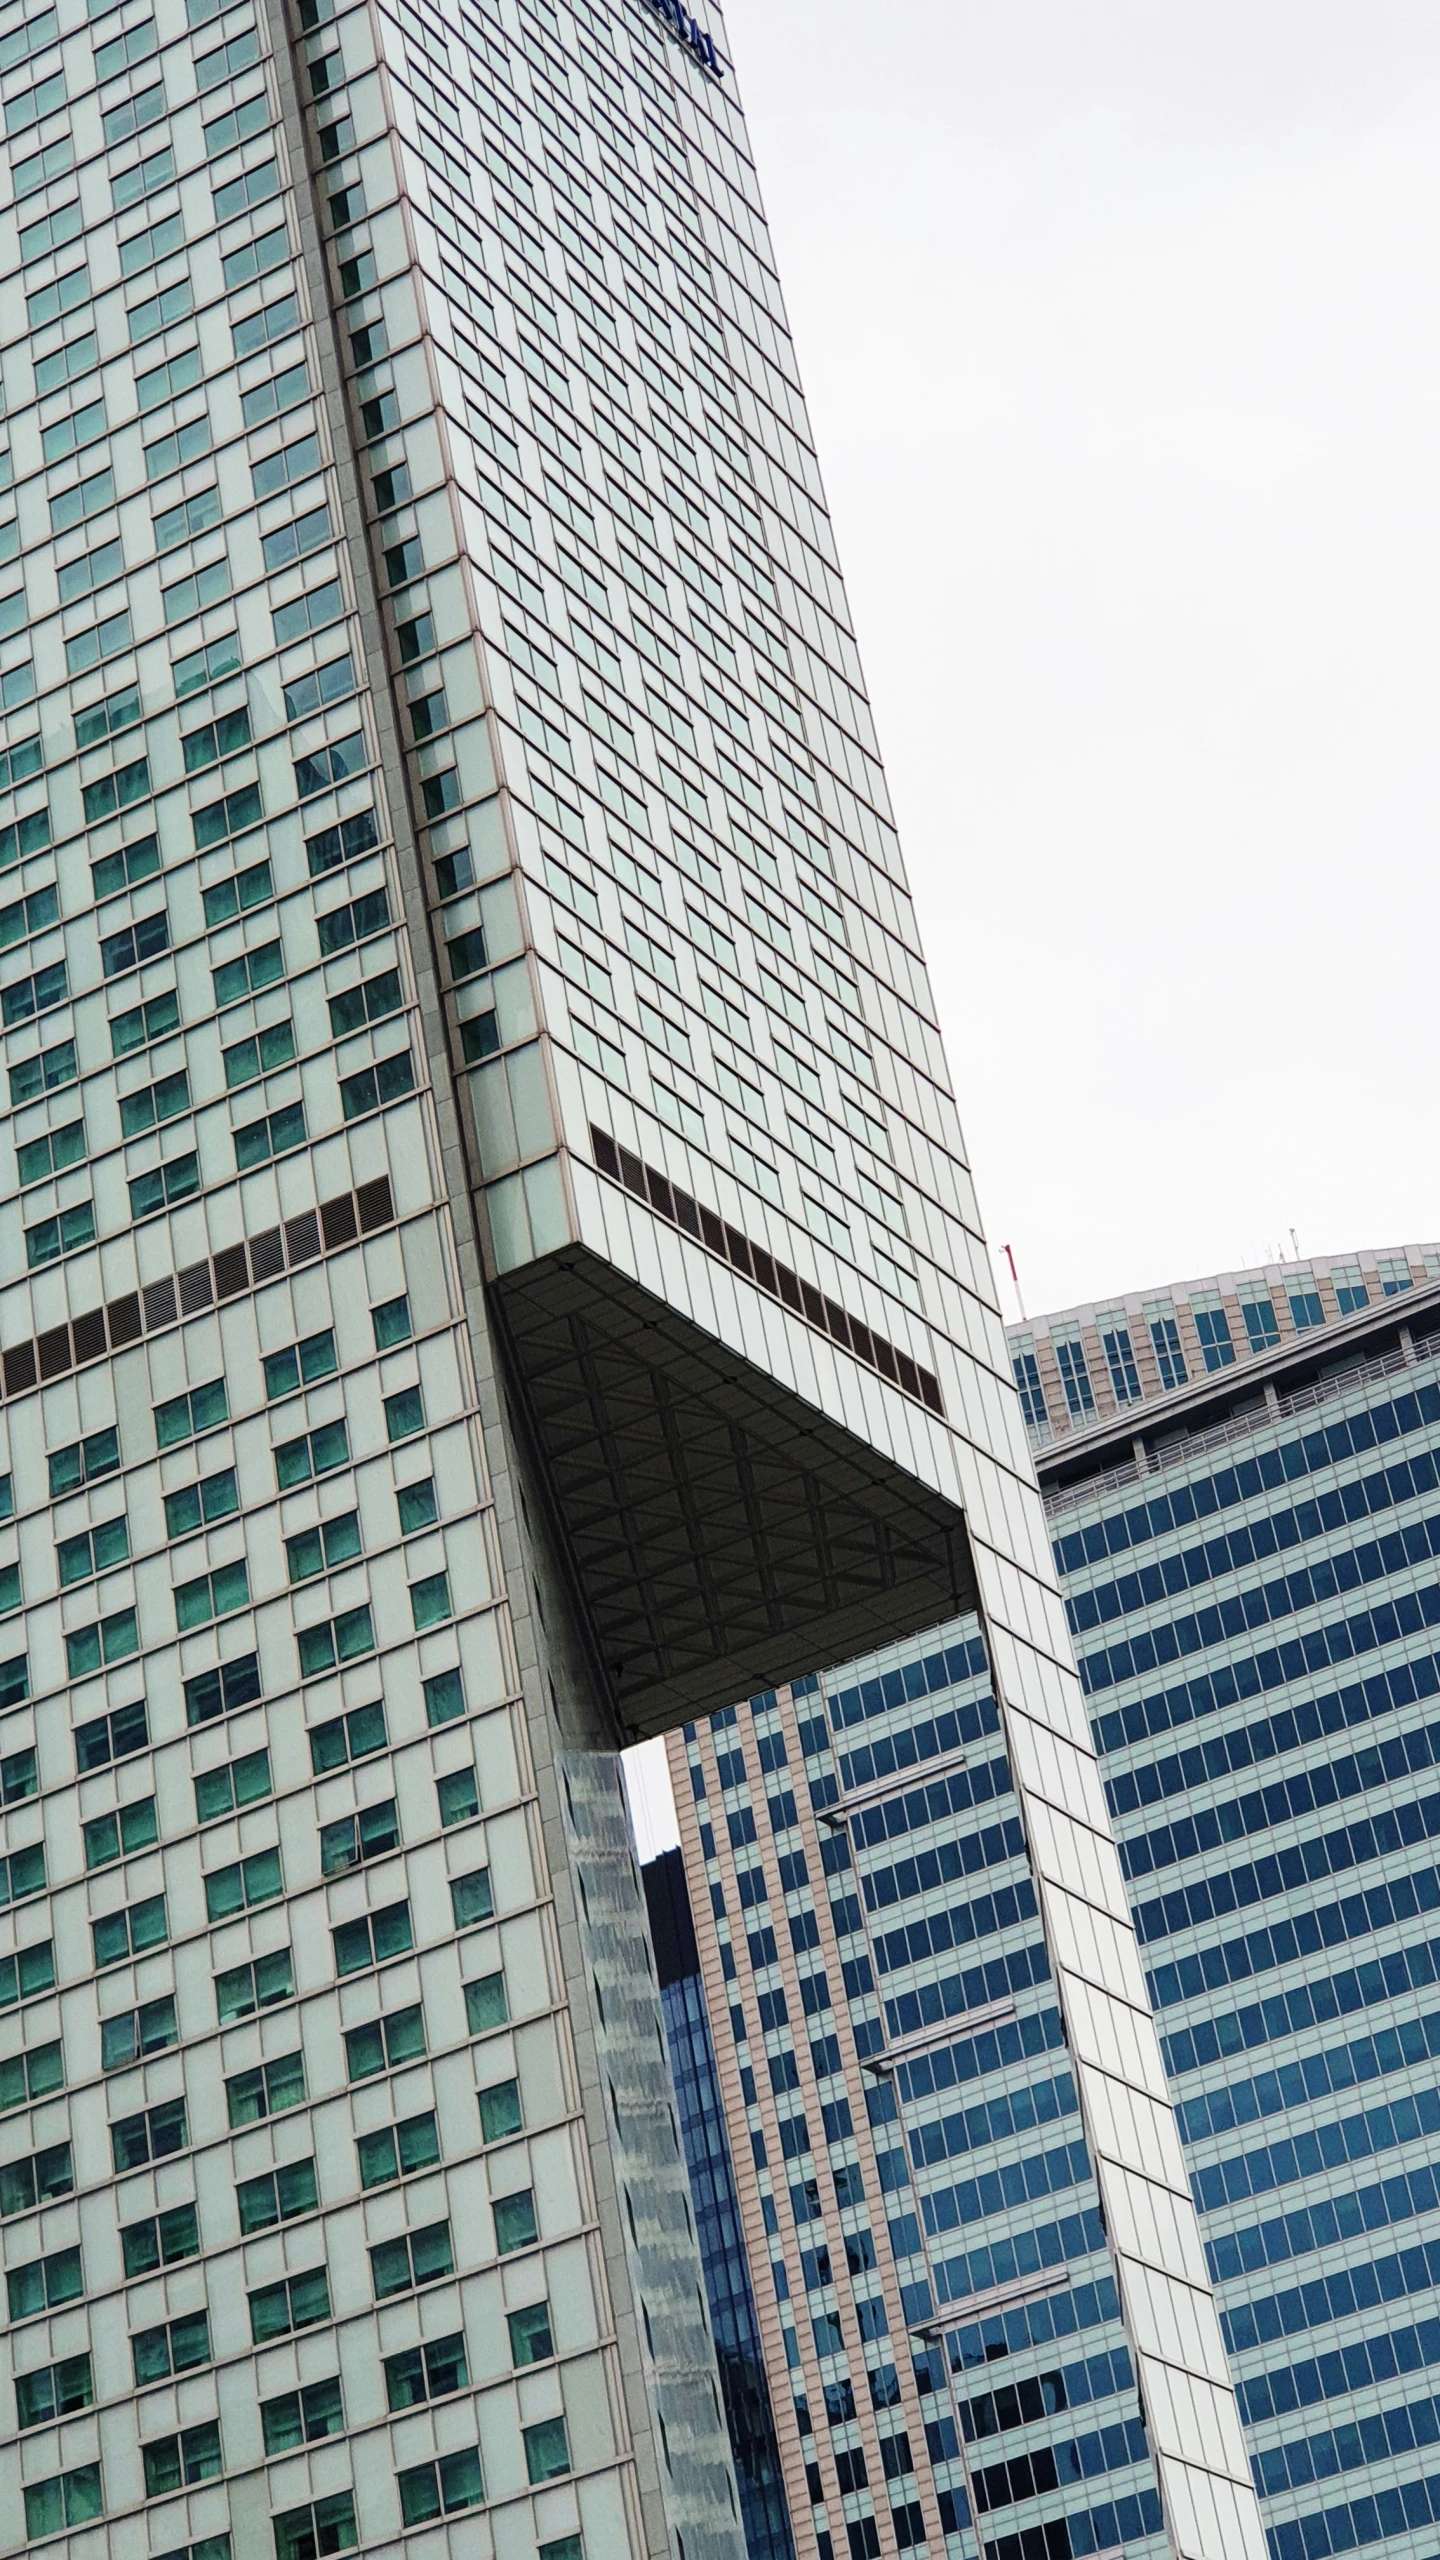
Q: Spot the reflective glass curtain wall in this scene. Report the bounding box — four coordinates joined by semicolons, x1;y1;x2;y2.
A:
646;1846;797;2560
1048;1275;1440;2560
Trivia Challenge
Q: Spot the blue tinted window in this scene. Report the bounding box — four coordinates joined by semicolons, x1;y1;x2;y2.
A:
1055;1341;1094;1417
1102;1329;1140;1402
1194;1308;1234;1371
1242;1299;1279;1350
1149;1315;1187;1390
1013;1350;1047;1428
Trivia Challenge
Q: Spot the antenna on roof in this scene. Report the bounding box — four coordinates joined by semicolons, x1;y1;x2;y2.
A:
1003;1243;1026;1320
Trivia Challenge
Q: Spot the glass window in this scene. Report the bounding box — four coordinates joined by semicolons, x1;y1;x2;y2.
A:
356;2109;440;2187
493;2187;537;2254
25;2466;103;2537
450;1867;493;1927
1194;1307;1235;1371
236;2157;318;2232
384;1384;425;1440
82;1795;155;1865
120;2203;198;2278
142;2420;221;2495
320;1798;399;1874
1149;1313;1187;1389
1011;1346;1046;1428
1101;1326;1141;1402
344;2002;425;2080
384;2331;468;2409
523;2415;570;2483
215;1949;293;2023
264;1329;337;1397
509;2299;553;2364
1053;1339;1093;1416
309;1699;385;1772
437;1766;478;1826
465;1971;508;2033
397;1476;438;1534
6;2243;82;2321
478;2077;522;2142
272;2493;356;2560
261;2375;344;2454
194;1747;271;1823
398;2448;483;2523
370;2218;453;2296
410;1569;451;1628
372;1292;411;1347
424;1666;464;1726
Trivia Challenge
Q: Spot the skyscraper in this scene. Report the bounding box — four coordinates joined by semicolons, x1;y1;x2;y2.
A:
0;1;1255;2557
667;1642;1202;2560
1041;1259;1440;2560
665;1258;1440;2560
1007;1244;1440;1457
645;1846;796;2560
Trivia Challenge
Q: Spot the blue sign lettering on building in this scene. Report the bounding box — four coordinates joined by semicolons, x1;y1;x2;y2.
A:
641;0;724;79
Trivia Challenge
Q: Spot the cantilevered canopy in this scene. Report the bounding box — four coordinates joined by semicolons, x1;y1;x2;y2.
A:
494;1246;978;1737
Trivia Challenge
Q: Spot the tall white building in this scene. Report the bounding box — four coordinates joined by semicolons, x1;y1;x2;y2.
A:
0;2;1262;2558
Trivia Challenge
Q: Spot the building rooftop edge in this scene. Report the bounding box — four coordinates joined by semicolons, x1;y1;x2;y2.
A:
1012;1244;1440;1338
1027;1265;1440;1495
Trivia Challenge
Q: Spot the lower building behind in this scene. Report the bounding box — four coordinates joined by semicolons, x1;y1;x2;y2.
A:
645;1849;797;2560
661;1258;1440;2560
664;1651;1180;2560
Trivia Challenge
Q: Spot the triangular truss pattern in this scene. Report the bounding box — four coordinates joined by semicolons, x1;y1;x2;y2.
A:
494;1248;978;1736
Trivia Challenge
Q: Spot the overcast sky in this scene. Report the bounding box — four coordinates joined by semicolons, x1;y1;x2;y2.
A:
716;0;1440;1322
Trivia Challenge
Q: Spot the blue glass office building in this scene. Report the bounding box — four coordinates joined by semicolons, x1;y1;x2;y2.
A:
1040;1265;1440;2560
645;1847;797;2560
667;1259;1440;2560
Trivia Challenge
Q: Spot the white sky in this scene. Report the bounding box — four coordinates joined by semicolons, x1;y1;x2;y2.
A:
718;0;1440;1319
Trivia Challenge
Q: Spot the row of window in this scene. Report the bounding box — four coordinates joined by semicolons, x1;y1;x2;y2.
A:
0;1655;468;1833
0;1664;483;2022
0;1776;484;1999
0;1303;412;1542
1175;2000;1440;2146
0;166;400;1246
11;1452;433;1641
1144;1837;1440;2015
382;80;957;1218
25;2414;576;2546
8;1976;509;2299
1017;1280;1423;1430
1160;1929;1440;2085
9;2079;521;2319
691;1663;1142;2557
0;1863;484;2051
12;902;407;1263
5;1491;445;1693
1119;1708;1440;1888
12;977;410;1211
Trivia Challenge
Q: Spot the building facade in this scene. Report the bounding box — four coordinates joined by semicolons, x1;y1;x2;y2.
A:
0;0;1259;2556
666;1263;1440;2560
1010;1247;1440;1459
667;1639;1190;2560
1043;1264;1440;2560
645;1846;797;2560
